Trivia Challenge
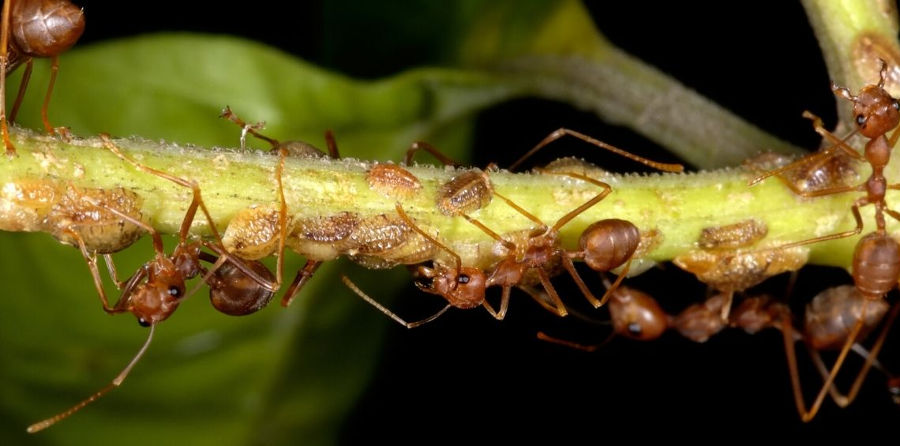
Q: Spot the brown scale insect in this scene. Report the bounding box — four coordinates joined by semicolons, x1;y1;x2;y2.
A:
749;60;900;421
220;106;342;307
367;162;422;199
1;0;85;156
743;150;858;195
673;245;808;321
41;185;145;288
697;219;768;250
344;212;437;269
26;136;277;433
0;178;60;231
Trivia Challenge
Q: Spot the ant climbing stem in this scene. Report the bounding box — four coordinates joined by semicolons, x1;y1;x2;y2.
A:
27;136;283;432
1;0;85;156
750;59;900;421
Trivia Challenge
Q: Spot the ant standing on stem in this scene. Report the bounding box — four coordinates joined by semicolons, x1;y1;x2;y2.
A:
26;135;277;433
0;0;85;156
750;59;900;421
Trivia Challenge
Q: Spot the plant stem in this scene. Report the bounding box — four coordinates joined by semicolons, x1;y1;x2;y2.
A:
1;129;890;273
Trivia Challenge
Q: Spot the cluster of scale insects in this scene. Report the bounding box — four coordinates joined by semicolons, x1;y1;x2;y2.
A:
3;0;900;433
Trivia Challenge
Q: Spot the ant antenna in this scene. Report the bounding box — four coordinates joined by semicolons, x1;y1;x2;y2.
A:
27;325;157;433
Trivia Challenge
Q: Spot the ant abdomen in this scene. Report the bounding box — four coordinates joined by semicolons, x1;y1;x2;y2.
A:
804;284;890;350
207;259;276;316
852;232;900;300
579;219;640;272
10;0;85;58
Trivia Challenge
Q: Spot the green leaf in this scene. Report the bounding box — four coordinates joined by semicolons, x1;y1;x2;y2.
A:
0;33;524;445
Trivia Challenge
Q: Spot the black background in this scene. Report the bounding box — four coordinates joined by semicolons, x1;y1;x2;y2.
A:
70;1;900;442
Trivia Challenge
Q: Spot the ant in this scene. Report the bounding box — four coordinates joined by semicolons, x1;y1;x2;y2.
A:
749;59;900;421
26;135;276;433
537;280;731;349
405;129;682;317
219;106;340;307
729;287;899;420
1;0;85;156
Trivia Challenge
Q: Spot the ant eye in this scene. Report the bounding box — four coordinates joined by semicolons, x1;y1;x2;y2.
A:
856;114;866;126
627;322;642;335
457;274;470;285
138;318;151;327
168;285;182;298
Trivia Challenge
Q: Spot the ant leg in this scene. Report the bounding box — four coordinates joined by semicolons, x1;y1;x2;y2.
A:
342;275;451;328
281;259;323;307
42;55;69;138
559;255;601;308
27;325;157;433
404;141;460;166
65;229;134;313
508;128;684;172
536;332;602;352
535;269;568;317
542;172;612;232
781;304;868;422
323;129;341;159
219;106;278;148
480;289;507;320
778;200;865;249
589;260;632;309
102;254;129;289
9;58;32;122
0;0;15;157
802;111;864;161
808;301;900;407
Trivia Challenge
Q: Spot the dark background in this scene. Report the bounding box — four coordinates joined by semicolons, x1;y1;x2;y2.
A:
70;1;900;441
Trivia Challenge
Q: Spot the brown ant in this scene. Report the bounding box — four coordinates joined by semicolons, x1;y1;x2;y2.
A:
26;135;276;433
405;129;682;317
537;281;730;349
729;288;899;421
749;60;900;421
219;106;341;307
1;0;85;156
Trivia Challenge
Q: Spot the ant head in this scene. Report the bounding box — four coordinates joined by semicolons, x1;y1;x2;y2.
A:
834;60;900;138
606;285;667;341
579;219;641;272
845;84;900;138
129;268;185;326
207;260;276;316
421;265;486;309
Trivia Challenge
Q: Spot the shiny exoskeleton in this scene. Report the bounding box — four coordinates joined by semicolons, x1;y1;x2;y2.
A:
750;60;900;422
1;0;85;156
26;136;276;433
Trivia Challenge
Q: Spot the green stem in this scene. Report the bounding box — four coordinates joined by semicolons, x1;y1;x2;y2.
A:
1;129;889;273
